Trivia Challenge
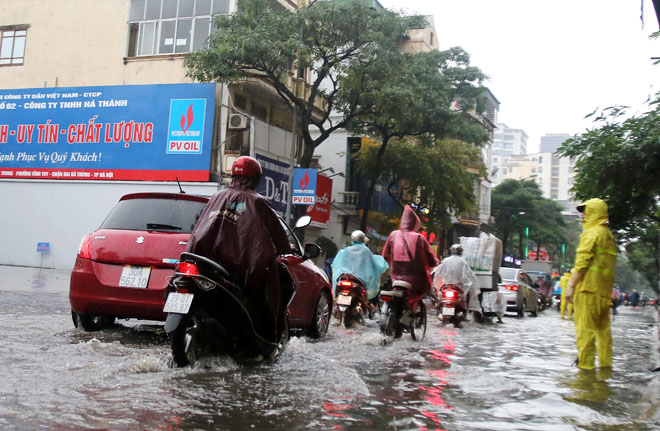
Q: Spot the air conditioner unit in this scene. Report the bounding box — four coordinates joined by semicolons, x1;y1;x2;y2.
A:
228;113;249;130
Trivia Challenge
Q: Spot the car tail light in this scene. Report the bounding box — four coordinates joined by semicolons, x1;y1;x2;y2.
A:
443;290;456;299
178;262;199;275
504;284;519;291
77;234;92;259
339;280;353;288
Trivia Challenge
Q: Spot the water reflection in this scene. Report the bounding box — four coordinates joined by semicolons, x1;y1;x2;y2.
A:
564;368;613;404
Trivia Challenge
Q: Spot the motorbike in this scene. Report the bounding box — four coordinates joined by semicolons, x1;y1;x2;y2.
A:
163;252;295;366
334;273;370;328
537;290;553;312
554;293;562;311
378;279;427;342
433;283;467;328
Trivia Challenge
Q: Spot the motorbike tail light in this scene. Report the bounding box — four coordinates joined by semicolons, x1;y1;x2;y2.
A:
504;284;519;291
178;262;199;275
443;290;456;299
77;234;92;259
339;280;353;288
340;290;351;296
380;295;393;302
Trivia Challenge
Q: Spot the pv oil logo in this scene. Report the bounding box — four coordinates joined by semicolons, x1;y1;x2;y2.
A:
167;99;206;154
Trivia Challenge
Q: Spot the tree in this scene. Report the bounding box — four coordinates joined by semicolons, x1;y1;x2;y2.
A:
342;48;489;230
491;179;567;260
556;96;660;230
356;136;484;228
185;0;426;170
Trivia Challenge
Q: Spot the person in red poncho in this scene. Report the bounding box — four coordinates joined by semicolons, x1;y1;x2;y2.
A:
382;205;439;315
186;156;292;344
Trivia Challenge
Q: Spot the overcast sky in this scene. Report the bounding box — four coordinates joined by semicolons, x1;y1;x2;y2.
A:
378;0;660;153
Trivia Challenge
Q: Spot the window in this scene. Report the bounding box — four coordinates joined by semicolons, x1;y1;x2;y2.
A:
127;0;229;57
0;27;27;66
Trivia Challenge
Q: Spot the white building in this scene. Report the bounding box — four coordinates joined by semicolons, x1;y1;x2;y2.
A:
500;151;577;210
491;123;528;185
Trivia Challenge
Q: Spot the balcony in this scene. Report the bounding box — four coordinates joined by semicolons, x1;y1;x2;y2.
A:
336;191;360;215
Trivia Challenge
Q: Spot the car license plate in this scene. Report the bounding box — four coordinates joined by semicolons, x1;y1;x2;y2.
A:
118;266;151;288
163;292;194;314
337;294;352;306
442;306;455;316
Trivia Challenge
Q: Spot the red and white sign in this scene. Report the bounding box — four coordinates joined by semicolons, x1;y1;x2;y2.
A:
306;174;332;227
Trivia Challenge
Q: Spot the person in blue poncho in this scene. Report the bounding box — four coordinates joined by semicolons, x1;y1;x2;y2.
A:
331;230;389;304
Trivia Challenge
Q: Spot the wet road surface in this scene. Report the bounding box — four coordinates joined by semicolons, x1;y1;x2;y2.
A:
0;265;659;430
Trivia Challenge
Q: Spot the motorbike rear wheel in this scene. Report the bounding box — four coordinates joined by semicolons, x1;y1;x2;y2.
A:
410;301;427;341
171;310;210;367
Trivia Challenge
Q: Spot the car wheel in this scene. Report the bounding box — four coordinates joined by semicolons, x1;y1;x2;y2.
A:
530;301;539;317
308;291;331;339
411;301;427;341
72;310;115;331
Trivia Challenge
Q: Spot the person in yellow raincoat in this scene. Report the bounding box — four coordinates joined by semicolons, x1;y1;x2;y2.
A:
559;271;573;319
565;198;617;370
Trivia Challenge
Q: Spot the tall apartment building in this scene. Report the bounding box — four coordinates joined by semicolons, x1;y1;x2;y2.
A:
500;151;577;210
491;123;528;185
540;133;572;154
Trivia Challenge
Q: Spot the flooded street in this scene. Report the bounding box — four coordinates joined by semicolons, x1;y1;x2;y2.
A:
1;265;659;431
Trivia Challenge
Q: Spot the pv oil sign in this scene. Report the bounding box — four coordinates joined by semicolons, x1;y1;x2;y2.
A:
166;99;206;154
292;168;317;205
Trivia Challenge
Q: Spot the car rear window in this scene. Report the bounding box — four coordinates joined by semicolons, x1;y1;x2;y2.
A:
500;267;517;280
100;197;207;233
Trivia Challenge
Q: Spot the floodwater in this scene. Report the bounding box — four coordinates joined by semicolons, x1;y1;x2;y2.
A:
1;265;659;431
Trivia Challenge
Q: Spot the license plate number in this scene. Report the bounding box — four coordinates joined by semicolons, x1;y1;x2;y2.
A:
163;292;194;314
118;266;151;288
337;294;352;306
442;306;455;316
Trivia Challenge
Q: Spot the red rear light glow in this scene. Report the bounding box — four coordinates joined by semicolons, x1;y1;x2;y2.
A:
340;290;351;296
504;284;519;291
381;295;392;302
178;262;199;275
78;234;91;259
339;280;353;287
443;290;456;299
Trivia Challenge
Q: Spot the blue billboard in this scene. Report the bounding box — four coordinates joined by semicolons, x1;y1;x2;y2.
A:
0;83;215;181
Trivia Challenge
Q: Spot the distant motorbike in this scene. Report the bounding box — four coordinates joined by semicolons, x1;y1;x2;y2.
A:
537;291;553;312
378;280;427;341
554;293;562;312
164;252;294;367
334;273;370;328
433;283;467;328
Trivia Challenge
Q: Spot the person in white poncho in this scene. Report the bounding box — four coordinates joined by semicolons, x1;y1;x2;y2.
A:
432;244;480;317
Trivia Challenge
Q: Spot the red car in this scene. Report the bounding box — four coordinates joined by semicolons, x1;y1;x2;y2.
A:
69;192;332;338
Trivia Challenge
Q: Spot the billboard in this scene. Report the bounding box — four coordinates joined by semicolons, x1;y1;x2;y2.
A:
0;83;215;181
255;153;290;217
306;174;332;227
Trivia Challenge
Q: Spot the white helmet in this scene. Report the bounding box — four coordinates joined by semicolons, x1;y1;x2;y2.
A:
450;244;463;255
351;230;366;243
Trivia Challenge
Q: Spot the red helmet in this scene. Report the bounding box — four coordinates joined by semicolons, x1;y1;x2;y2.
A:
232;156;262;177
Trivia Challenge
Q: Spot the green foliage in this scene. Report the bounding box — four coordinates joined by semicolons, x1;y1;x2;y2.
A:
185;0;427;166
491;179;568;259
617;250;653;293
556;95;660;231
357;137;484;228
